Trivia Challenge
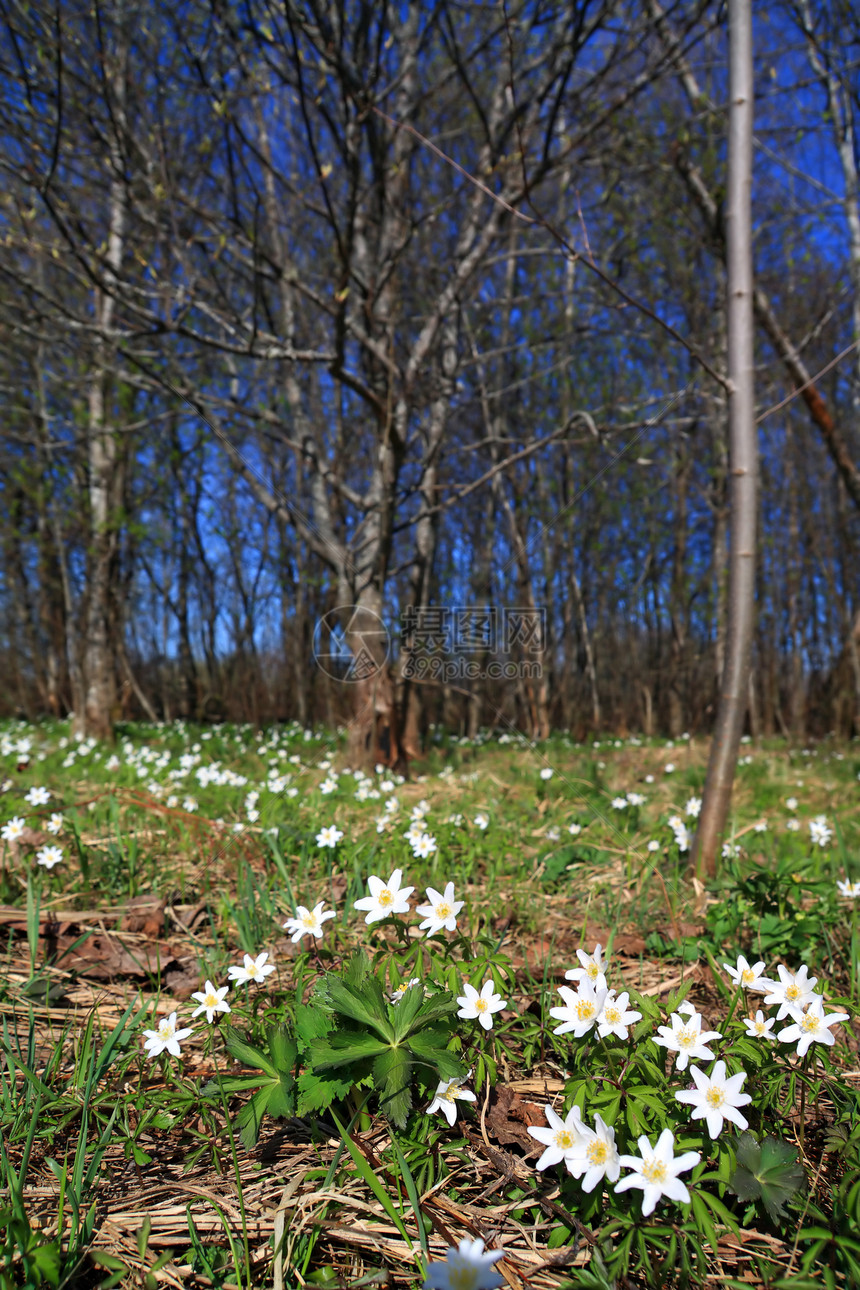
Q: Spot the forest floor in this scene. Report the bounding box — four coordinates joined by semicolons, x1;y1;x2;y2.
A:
1;719;858;1290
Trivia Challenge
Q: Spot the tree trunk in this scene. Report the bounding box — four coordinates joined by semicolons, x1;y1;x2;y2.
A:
692;0;757;879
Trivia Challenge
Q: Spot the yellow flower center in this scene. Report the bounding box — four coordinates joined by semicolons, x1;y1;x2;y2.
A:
157;1020;173;1039
604;1006;621;1025
785;984;800;1001
576;1000;596;1021
754;1021;767;1034
475;998;488;1012
706;1087;724;1108
741;968;755;985
302;913;316;927
448;1267;479;1290
205;992;217;1008
677;1026;697;1048
436;901;452;919
378;889;393;907
801;1013;820;1033
587;1140;608;1165
248;964;259;977
642;1159;667;1185
587;962;600;979
554;1130;575;1150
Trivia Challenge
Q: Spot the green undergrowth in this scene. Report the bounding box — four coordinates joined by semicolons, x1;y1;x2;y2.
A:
1;719;859;1289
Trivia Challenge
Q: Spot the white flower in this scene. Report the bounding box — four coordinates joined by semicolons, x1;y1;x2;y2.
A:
1;816;26;843
653;1008;722;1070
416;882;464;936
837;879;860;899
474;813;489;830
143;1012;193;1059
284;902;336;942
354;869;414;924
762;964;820;1020
183;796;198;812
191;980;231;1022
664;763;675;774
597;991;642;1040
527;1103;586;1173
564;943;608;986
667;816;691;851
390;977;421;1004
568;823;582;835
550;979;608;1038
45;812;63;834
457;980;506;1031
316;825;343;848
569;1113;622;1191
24;786;51;806
227;952;276;985
615;1129;700;1217
742;1010;776;1041
685;796;702;819
723;956;768;992
411;831;437;859
675;1060;751;1138
422;1236;504;1290
786;797;798;811
778;998;849;1057
36;845;63;869
809;815;832;848
647;839;660;852
611;796;628;810
786;818;800;832
539;768;553;780
427;1076;476;1126
626;792;646;807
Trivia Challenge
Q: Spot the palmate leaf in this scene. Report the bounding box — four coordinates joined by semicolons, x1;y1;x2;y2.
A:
729;1131;806;1220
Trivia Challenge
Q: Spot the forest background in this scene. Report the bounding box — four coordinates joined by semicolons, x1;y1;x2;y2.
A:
1;0;859;755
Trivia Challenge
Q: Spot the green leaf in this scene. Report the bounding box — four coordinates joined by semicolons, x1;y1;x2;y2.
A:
295;1003;335;1050
390;979;425;1040
236;1087;273;1151
405;1030;465;1082
728;1132;806;1220
309;1033;390;1071
372;1047;412;1129
398;990;457;1037
296;1068;353;1116
325;978;394;1041
223;1030;278;1078
267;1025;298;1075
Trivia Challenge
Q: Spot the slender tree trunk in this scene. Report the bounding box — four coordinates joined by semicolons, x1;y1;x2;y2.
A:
692;0;757;879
